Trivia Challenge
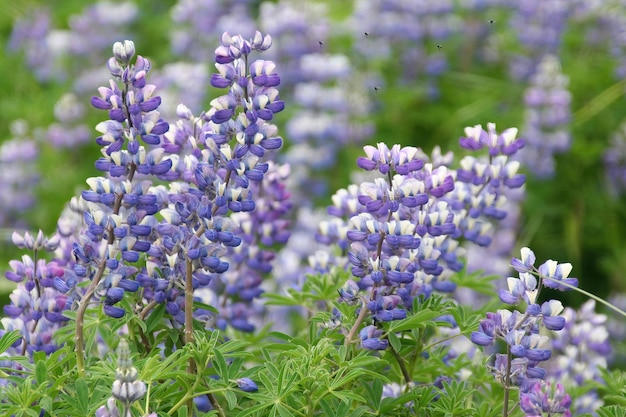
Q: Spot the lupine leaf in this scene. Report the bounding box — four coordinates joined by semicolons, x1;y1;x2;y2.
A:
74;377;89;414
145;302;166;333
362;376;382;410
389;309;440;332
35;359;46;387
387;331;401;352
235;402;273;417
224;389;237;410
330;390;366;403
0;330;22;355
212;349;228;379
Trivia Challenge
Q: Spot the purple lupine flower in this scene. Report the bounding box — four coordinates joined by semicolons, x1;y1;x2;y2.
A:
357;143;424;175
604;122;626;197
96;339;147;416
0;121;39;229
508;0;572;81
236;377;259;392
349;0;458;95
537;259;578;291
517;55;571;178
544;300;610;413
8;8;56;82
317;125;531;349
520;380;572;417
359;325;388;350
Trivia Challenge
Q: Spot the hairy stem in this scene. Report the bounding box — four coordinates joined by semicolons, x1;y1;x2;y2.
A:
502;345;512;417
390;344;412;386
75;258;107;375
184;258;196;415
75;165;136;375
344;299;370;347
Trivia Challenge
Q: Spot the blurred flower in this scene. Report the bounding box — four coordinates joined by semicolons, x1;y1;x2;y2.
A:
518;55;571;178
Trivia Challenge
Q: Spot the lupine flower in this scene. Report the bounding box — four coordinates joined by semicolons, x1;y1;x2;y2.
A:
349;0;458;96
316;124;528;352
508;0;571;81
359;325;388;350
96;339;147;417
236;377;259;392
520;380;572;417
0;120;39;229
604;122;626;196
544;299;610;414
517;55;571;178
471;247;577;414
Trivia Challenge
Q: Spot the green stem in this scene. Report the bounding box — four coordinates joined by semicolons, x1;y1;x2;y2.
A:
75;157;137;375
502;345;512;417
184;258;195;415
525;268;626;319
390;344;412;387
344;299;370;347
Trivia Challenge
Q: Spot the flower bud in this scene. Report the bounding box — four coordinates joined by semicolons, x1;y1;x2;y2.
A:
112;40;135;65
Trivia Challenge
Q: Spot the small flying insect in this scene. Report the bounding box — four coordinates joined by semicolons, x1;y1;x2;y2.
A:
489;19;495;24
374;86;380;93
436;44;442;50
364;32;369;36
318;40;324;48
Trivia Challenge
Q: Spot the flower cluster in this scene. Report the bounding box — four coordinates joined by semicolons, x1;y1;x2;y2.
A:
471;247;577;415
316;124;526;350
1;33;286;362
349;0;459;97
0;121;39;229
545;299;610;413
517;55;571;178
508;0;571;81
604;122;626;196
96;339;151;417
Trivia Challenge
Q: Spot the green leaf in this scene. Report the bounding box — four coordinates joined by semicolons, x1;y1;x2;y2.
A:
318;399;336;416
212;349;228;379
330;369;365;391
276;403;294;417
362;377;382;410
192;301;220;315
348;406;369;417
387;331;401;352
35;359;47;386
0;330;22;355
224;389;238;410
235;403;273;417
330;390;366;403
176;406;188;417
75;377;89;414
389;309;440;333
145;302;167;333
597;406;626;417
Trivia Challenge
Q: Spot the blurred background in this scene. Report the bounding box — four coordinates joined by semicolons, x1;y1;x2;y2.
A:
2;0;626;308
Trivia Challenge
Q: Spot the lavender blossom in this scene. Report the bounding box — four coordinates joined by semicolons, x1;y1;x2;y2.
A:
471;247;577;414
604;122;626;196
508;0;572;81
96;339;147;417
520;380;572;417
517;55;571;178
544;300;609;413
349;0;459;95
315;124;528;351
0;121;39;229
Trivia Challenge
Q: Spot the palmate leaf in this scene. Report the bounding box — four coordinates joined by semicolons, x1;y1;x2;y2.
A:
597;406;626;417
388;308;441;333
449;268;499;296
0;330;21;355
